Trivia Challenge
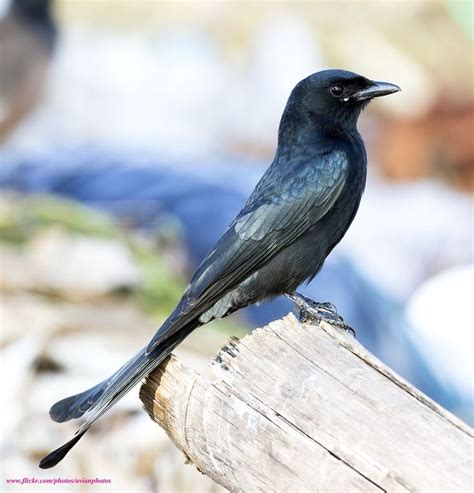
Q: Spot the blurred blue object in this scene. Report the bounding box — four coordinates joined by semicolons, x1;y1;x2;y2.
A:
0;145;470;424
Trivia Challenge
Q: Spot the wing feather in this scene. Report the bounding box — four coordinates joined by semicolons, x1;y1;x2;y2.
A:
146;150;348;353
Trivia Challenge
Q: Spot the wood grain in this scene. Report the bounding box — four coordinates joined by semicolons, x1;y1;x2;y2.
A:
140;314;473;492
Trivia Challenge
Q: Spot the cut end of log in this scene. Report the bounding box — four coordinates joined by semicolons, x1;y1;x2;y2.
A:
140;314;473;493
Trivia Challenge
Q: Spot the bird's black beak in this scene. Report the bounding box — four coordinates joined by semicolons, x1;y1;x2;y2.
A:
353;80;401;101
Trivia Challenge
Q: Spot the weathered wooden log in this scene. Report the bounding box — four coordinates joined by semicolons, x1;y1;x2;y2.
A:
139;314;473;492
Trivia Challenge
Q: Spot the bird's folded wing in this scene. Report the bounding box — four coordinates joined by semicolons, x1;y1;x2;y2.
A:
146;150;348;353
45;150;348;430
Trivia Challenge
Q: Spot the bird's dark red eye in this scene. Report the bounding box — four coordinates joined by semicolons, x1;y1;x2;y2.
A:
330;84;344;97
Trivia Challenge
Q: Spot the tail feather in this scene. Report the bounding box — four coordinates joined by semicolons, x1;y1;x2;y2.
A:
40;322;198;469
49;346;149;424
39;431;86;469
49;381;106;423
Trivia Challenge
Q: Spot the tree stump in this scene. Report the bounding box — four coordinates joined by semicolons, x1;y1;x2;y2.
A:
139;314;473;492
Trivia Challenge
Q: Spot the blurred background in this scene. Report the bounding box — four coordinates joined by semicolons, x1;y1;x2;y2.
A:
0;0;472;491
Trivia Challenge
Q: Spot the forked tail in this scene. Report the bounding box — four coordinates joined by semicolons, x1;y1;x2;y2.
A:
39;322;197;468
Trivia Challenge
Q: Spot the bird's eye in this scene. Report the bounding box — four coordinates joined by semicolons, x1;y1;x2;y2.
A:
330;84;344;97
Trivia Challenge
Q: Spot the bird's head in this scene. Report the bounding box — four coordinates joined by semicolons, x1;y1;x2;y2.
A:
284;69;400;134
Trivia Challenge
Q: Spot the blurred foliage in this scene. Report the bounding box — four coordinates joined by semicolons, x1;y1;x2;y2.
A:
130;240;185;318
0;194;118;244
0;194;183;317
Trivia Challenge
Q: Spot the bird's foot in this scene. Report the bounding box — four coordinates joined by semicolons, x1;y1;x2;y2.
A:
285;292;355;336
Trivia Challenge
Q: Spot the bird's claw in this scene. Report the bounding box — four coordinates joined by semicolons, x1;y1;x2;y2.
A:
286;292;355;337
327;317;356;337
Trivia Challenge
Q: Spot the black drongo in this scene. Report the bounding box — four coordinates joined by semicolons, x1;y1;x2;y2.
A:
40;69;400;468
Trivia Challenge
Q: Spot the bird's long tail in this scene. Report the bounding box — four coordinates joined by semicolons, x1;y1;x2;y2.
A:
39;321;198;469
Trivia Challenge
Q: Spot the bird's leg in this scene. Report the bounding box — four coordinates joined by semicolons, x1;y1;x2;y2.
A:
285;292;355;336
285;292;340;319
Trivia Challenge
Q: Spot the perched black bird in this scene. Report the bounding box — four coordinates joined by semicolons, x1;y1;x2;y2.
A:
39;69;400;468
